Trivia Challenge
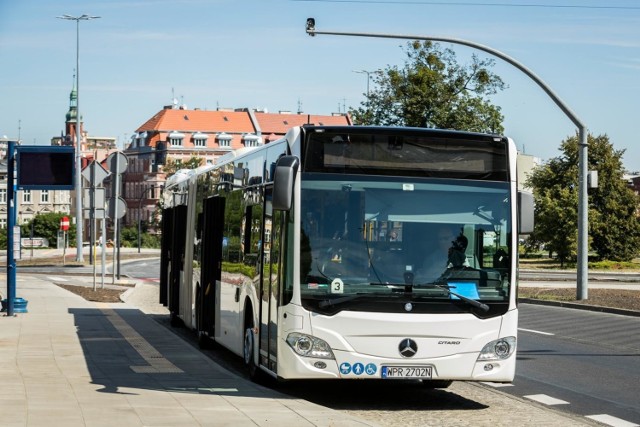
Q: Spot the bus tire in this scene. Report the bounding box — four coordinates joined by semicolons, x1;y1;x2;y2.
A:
170;311;180;327
243;326;259;380
198;331;212;349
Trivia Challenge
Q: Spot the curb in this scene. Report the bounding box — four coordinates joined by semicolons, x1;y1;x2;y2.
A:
518;298;640;317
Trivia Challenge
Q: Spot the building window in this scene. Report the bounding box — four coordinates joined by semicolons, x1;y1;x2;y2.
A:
41;190;49;203
0;188;6;203
192;132;208;147
0;218;6;229
169;131;184;147
243;134;262;148
22;190;32;204
217;133;232;149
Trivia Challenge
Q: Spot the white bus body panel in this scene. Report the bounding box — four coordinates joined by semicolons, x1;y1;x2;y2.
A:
214;278;244;357
214;274;259;358
177;177;198;329
277;306;518;382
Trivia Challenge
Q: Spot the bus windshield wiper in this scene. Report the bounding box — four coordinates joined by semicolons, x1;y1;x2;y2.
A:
416;282;490;312
318;293;368;308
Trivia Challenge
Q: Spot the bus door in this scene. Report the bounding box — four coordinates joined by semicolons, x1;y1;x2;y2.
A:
259;191;283;374
198;196;225;338
159;207;174;306
169;205;188;322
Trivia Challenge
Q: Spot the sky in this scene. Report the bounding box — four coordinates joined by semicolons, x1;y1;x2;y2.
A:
1;0;639;170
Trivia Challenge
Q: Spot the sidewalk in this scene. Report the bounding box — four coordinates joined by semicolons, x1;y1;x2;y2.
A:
0;275;374;427
1;249;600;426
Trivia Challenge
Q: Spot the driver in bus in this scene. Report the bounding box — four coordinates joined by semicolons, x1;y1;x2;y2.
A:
417;226;469;281
447;233;470;269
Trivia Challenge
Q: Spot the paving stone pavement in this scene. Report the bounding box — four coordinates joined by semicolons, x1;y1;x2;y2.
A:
1;275;374;427
0;249;599;426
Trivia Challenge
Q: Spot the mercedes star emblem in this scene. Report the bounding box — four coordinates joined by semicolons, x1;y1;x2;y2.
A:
399;338;418;358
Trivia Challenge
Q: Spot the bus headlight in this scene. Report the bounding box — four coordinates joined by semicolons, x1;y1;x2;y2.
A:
477;336;516;361
286;333;335;359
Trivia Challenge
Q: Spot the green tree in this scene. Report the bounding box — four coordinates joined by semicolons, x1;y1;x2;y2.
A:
20;212;76;248
349;41;506;133
0;227;7;250
526;133;640;264
120;226;138;247
583;135;640;261
119;225;161;249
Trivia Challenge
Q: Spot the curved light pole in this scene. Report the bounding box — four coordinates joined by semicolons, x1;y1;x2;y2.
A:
306;19;589;300
57;14;101;262
352;69;373;97
138;185;164;253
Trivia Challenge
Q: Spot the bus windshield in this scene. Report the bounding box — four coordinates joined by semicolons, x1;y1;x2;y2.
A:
299;173;512;315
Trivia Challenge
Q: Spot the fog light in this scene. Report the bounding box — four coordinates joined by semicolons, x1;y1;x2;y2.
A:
314;361;327;369
484;364;494;371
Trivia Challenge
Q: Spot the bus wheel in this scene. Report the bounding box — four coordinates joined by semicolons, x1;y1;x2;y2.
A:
243;326;259;380
198;330;212;350
170;311;180;327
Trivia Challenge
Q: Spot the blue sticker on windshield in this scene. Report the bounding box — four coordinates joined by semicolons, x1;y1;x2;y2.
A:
448;282;479;299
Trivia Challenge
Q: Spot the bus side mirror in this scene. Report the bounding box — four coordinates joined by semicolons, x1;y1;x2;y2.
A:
518;190;534;234
272;155;299;211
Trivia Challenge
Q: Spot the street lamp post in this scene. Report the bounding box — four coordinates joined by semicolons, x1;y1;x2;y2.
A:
352;69;372;97
306;19;589;300
138;185;164;253
57;14;100;262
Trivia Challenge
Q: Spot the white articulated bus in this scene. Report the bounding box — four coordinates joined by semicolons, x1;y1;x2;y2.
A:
160;125;534;385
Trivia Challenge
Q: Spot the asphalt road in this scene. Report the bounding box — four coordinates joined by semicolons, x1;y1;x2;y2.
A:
511;304;640;425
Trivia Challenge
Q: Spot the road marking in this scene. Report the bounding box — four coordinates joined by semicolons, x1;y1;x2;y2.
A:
518;328;555;336
100;307;184;374
48;276;69;282
524;394;569;405
586;414;639;427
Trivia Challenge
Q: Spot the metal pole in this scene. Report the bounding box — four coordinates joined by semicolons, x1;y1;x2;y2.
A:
6;141;17;316
74;18;83;262
353;70;371;97
91;163;96;291
138;217;142;253
577;128;589;299
112;155;120;285
138;186;144;253
101;218;106;288
58;14;100;262
306;21;590;299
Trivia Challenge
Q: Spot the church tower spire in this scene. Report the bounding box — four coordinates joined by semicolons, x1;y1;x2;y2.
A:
65;70;83;147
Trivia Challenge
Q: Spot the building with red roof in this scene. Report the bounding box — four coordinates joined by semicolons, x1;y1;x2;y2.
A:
123;105;351;229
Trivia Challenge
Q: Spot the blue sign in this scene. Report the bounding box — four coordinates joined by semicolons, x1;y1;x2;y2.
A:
365;363;377;375
352;363;365;375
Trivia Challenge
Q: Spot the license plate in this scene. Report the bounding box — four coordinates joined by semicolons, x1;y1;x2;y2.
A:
381;366;433;379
